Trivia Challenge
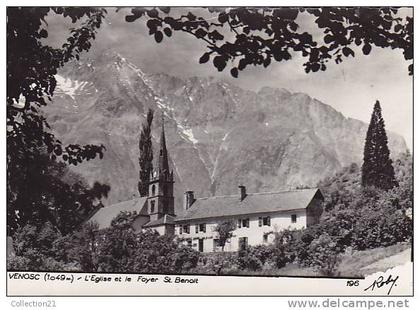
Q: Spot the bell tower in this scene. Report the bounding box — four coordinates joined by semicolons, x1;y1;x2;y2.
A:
147;116;175;221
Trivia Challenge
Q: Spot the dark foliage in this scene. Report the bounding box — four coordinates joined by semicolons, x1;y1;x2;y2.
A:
9;212;200;273
306;233;342;276
362;100;397;190
57;222;99;271
8;222;72;271
271;230;298;268
67;212;200;273
138;109;154;196
7;149;110;235
7;7;108;235
125;7;413;77
7;7;106;165
318;156;412;252
194;252;238;275
237;244;274;271
267;155;412;275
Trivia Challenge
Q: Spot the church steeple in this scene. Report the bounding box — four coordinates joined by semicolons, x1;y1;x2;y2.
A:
158;114;170;176
146;114;175;222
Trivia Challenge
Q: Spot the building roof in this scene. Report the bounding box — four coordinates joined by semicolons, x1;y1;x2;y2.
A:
175;188;323;222
88;197;148;229
143;214;176;228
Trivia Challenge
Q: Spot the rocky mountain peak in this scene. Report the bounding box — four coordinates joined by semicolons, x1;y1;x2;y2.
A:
47;52;408;212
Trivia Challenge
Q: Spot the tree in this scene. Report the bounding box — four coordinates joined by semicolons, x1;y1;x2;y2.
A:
138;109;154;196
362;100;397;190
125;7;413;76
214;220;236;251
7;148;110;235
8;222;67;271
7;7;106;165
7;7;108;234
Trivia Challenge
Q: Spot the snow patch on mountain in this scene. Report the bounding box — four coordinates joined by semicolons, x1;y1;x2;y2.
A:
55;75;90;100
222;132;230;141
177;124;198;144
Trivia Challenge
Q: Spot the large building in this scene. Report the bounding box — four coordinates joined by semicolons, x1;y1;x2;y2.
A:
88;118;324;252
175;187;323;252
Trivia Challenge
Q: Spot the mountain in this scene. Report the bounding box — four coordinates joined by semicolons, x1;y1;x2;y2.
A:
44;51;408;213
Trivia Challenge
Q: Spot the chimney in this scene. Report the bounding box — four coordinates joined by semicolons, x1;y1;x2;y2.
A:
184;191;195;210
239;185;246;201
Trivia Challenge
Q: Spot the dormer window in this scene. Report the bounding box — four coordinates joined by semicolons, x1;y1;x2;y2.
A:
182;224;190;234
259;216;271;227
238;218;250;228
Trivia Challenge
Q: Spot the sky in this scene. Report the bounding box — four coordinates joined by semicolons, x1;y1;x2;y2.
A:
46;7;413;148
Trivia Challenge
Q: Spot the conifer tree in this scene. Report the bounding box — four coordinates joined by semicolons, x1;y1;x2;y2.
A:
138;109;154;196
361;100;397;190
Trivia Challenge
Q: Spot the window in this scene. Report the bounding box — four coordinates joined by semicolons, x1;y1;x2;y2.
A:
150;200;155;213
179;225;182;235
183;224;190;234
199;223;206;232
263;234;268;243
291;214;297;223
151;185;156;196
259;216;271;226
238;218;249;228
198;239;204;252
195;224;199;234
187;239;192;248
238;237;248;251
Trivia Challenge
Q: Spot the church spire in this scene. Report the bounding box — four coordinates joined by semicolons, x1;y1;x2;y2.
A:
158;114;170;176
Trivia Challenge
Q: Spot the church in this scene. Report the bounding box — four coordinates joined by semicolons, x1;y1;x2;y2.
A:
88;118;324;252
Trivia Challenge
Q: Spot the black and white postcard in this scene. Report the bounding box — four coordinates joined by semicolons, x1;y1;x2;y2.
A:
5;5;414;297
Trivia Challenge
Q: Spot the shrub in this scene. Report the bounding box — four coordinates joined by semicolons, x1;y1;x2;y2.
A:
7;255;31;271
271;230;298;268
352;206;412;250
307;233;342;276
193;252;237;275
237;248;263;271
317;159;412;254
128;230;200;273
237;245;274;271
8;222;66;271
172;244;200;272
13;222;62;258
64;222;99;272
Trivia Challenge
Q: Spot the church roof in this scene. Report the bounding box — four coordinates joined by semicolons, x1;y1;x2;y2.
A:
175;188;323;222
88;197;148;229
143;214;176;228
157;115;170;175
